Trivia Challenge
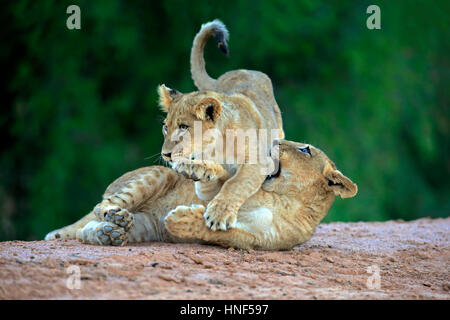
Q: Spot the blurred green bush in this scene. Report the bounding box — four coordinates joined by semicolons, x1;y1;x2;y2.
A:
1;0;448;240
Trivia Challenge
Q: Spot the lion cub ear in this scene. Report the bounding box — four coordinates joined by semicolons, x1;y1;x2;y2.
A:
323;162;358;198
157;84;181;112
193;97;222;122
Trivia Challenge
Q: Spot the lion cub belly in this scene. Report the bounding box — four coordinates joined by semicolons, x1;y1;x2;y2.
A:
235;207;277;241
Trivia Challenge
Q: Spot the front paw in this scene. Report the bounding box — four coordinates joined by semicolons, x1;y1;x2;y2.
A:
94;205;134;231
172;160;225;182
203;199;238;231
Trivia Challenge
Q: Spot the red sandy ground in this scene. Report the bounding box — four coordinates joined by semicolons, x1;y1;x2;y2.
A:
0;218;449;299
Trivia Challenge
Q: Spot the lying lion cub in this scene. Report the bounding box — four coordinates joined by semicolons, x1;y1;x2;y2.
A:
159;20;284;232
45;140;357;250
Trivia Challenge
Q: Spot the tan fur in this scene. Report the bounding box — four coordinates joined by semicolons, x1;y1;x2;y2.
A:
159;20;285;231
45;140;357;250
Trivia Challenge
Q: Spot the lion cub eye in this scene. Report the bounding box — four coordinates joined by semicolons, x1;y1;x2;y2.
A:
179;124;189;130
162;124;168;135
299;146;311;156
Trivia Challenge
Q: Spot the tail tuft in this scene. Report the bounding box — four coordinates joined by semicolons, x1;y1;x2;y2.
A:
190;19;229;90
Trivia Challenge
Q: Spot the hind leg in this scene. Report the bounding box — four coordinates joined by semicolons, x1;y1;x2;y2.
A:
45;211;128;246
77;210;175;245
45;212;97;240
165;204;304;250
93;166;181;229
92;167;181;236
165;205;262;250
45;166;181;243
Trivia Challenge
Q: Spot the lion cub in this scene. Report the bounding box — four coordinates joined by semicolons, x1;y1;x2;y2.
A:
45;140;357;251
159;20;285;232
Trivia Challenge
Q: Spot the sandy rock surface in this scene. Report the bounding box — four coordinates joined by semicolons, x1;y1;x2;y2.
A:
0;218;449;299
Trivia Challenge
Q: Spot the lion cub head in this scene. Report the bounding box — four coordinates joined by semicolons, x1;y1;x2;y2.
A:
158;84;224;163
263;140;358;199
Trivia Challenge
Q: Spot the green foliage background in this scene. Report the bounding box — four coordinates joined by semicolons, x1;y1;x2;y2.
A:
1;0;448;240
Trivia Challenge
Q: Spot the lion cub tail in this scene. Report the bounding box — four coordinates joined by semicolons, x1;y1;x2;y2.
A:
190;19;229;91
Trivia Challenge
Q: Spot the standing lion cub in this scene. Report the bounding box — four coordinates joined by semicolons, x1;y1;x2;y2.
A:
159;20;285;232
45;140;357;250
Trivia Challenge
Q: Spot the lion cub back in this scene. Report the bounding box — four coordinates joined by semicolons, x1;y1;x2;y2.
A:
217;69;283;138
190;20;284;138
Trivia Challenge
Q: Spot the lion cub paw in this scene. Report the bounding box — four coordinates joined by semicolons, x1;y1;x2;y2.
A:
204;199;238;231
165;205;206;239
94;205;134;231
172;160;227;182
78;221;128;246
